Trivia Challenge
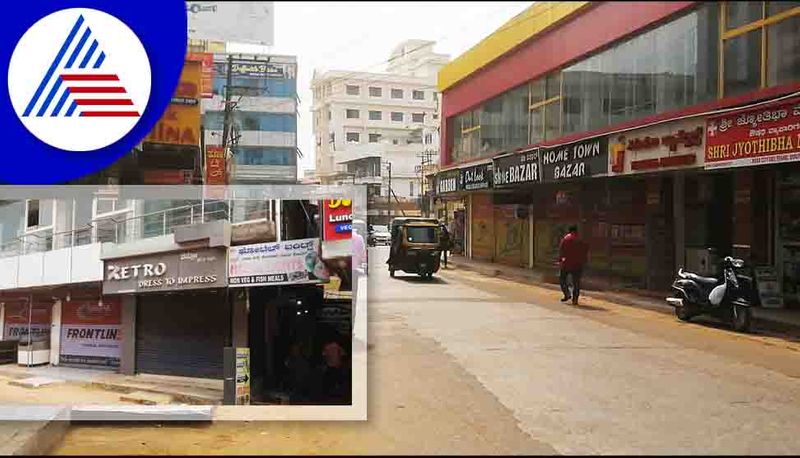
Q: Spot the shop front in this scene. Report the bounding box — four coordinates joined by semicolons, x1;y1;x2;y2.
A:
461;162;494;262
103;247;230;379
703;95;800;308
492;148;540;268
228;237;349;404
435;168;467;255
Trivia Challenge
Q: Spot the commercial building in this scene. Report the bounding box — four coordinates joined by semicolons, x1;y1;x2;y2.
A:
202;53;300;184
0;196;352;404
312;40;449;224
435;2;800;308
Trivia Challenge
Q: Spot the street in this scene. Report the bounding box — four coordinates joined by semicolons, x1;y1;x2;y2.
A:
52;246;800;455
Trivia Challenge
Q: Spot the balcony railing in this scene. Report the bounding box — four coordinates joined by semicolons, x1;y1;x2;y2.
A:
0;199;275;259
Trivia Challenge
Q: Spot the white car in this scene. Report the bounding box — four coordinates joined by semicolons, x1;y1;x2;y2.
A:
368;225;391;246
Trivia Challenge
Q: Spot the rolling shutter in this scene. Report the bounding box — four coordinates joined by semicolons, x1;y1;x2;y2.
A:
135;290;230;379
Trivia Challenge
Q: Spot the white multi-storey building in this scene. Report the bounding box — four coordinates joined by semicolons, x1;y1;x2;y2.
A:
311;40;448;221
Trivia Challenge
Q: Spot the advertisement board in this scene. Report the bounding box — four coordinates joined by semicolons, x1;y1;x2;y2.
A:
235;347;250;405
541;137;608;182
228;238;329;287
186;2;275;46
705;97;800;169
212;60;296;79
186;52;215;98
322;199;353;242
3;302;51;343
144;60;202;146
493;149;541;187
103;248;228;294
60;298;122;367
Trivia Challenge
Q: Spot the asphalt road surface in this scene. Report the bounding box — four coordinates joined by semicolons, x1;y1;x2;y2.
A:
52;247;800;455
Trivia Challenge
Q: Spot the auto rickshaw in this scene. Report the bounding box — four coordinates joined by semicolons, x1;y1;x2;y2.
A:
387;219;442;279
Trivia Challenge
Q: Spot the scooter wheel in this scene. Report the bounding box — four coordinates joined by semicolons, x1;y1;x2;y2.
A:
675;303;693;322
731;304;752;333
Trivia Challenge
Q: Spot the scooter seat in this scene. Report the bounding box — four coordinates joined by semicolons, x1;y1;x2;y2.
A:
680;271;718;286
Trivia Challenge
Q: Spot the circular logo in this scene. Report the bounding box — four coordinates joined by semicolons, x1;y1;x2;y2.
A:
8;8;151;151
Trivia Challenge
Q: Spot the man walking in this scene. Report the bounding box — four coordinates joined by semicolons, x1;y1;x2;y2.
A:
559;225;588;305
439;223;451;268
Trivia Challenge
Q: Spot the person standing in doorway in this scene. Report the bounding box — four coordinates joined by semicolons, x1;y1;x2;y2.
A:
439;223;451;268
559;225;589;305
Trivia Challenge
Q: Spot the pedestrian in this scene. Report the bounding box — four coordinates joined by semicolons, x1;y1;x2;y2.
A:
321;335;347;401
439;223;451;268
558;225;589;305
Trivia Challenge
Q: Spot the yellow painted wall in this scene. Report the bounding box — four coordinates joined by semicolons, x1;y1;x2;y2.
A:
438;1;588;92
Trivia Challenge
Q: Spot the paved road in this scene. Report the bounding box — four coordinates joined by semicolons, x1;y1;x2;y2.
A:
52;247;800;454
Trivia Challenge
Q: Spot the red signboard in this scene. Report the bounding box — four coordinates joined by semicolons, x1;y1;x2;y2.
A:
705;97;800;169
322;199;352;242
142;169;194;185
205;146;227;185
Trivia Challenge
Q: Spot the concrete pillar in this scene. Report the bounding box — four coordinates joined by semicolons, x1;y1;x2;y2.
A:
673;173;686;271
466;195;472;259
49;300;61;366
0;302;4;340
529;204;535;269
119;295;137;375
231;289;249;349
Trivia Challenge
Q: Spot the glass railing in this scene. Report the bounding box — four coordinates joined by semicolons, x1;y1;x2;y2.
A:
0;199;274;259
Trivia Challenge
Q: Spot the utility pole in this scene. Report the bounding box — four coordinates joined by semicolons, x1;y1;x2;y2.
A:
221;55;234;155
387;161;392;221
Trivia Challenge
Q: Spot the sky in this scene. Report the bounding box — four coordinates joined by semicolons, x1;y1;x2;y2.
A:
228;1;532;178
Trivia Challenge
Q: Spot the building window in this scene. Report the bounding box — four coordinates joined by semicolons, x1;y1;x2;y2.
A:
723;29;762;97
346;109;360;119
346;85;360;95
391;88;403;99
391;112;403;122
26;200;40;228
410;181;415;196
369;133;381;143
346;132;360;143
720;1;800;94
412;113;425;123
327;110;331;120
369;110;382;120
369;87;382;97
767;13;800;87
412;90;424;100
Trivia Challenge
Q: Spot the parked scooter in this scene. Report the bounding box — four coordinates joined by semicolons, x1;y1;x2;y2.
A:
666;256;754;332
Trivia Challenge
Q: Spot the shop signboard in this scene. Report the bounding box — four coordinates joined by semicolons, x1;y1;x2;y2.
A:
235;347;250;405
213;60;295;79
144;60;202;146
436;169;460;195
608;119;705;175
228;238;329;287
3;302;50;343
754;266;783;309
60;298;122;367
103;248;228;294
705;97;800;169
322;199;353;242
459;162;492;191
541;137;608;182
204;146;227;185
493;149;541;187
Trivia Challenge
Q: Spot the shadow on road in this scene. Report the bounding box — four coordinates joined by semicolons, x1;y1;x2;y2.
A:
391;275;449;285
572;304;608;312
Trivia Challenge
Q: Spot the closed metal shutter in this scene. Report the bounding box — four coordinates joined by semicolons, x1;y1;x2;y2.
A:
136;290;230;379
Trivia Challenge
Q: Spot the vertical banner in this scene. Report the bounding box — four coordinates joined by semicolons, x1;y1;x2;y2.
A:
205;146;227;185
236;347;250;405
60;298;122;367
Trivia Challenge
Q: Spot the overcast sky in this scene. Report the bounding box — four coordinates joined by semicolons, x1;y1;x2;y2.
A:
229;1;531;178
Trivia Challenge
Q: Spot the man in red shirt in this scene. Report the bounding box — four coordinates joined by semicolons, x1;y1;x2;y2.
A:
559;225;588;305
